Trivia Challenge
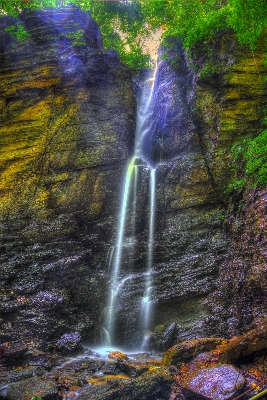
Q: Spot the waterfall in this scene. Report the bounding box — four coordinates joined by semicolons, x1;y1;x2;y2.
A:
105;156;136;342
105;66;158;346
140;167;156;348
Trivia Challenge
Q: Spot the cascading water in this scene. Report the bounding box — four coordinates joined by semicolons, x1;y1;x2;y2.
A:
140;167;156;349
105;157;136;342
105;66;158;347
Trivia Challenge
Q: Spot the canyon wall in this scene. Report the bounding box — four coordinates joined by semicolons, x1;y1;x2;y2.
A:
113;33;267;346
0;6;266;349
0;5;135;346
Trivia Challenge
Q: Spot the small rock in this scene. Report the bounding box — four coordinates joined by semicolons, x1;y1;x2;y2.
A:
108;351;128;362
183;365;245;400
56;332;81;353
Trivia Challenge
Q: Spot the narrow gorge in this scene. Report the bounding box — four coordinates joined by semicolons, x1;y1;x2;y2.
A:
0;3;267;400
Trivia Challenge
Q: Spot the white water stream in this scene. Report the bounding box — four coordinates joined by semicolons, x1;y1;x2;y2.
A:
105;67;158;346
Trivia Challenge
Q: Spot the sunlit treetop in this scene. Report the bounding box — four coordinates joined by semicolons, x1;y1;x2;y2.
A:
0;0;267;68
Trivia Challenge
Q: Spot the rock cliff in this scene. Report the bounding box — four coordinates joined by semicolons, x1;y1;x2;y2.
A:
0;5;266;350
0;5;135;345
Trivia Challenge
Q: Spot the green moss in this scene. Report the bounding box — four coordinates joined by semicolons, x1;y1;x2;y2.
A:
65;29;84;40
73;41;86;46
4;24;30;42
154;324;165;335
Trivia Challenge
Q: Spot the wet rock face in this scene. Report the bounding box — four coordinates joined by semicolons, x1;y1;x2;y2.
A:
0;5;135;345
204;188;267;337
143;34;267;343
151;39;192;164
116;33;266;346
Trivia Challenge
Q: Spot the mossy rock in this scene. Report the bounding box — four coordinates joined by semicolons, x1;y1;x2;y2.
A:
219;321;267;364
95;367;174;400
162;337;227;367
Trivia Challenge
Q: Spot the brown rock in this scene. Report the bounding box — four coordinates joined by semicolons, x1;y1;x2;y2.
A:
162;337;227;367
108;350;128;362
219;321;267;364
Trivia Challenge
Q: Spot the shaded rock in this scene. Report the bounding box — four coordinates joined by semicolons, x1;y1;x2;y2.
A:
161;322;177;350
151;39;192;164
26;354;54;370
6;375;58;400
162;337;227;367
183;365;245;400
147;322;177;351
219;321;267;364
0;341;27;361
56;332;81;353
5;367;34;383
118;360;153;378
93;367;174;400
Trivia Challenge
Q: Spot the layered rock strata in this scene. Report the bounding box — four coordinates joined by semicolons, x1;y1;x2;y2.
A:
0;5;266;349
0;5;135;344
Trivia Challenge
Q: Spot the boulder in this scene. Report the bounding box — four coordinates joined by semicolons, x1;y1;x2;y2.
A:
219;322;267;364
6;375;58;400
162;337;227;367
91;367;174;400
160;322;177;351
183;365;245;400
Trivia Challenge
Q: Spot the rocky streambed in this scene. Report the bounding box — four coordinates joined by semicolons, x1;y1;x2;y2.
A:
1;322;267;400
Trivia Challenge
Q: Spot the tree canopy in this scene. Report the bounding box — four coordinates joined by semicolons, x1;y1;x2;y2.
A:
1;0;267;68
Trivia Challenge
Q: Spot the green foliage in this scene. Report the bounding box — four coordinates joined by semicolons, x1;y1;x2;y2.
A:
140;0;230;49
84;0;152;68
226;0;267;49
4;24;30;42
1;0;266;190
199;61;219;78
31;397;43;400
243;129;267;187
1;1;267;67
227;128;267;193
154;324;165;334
